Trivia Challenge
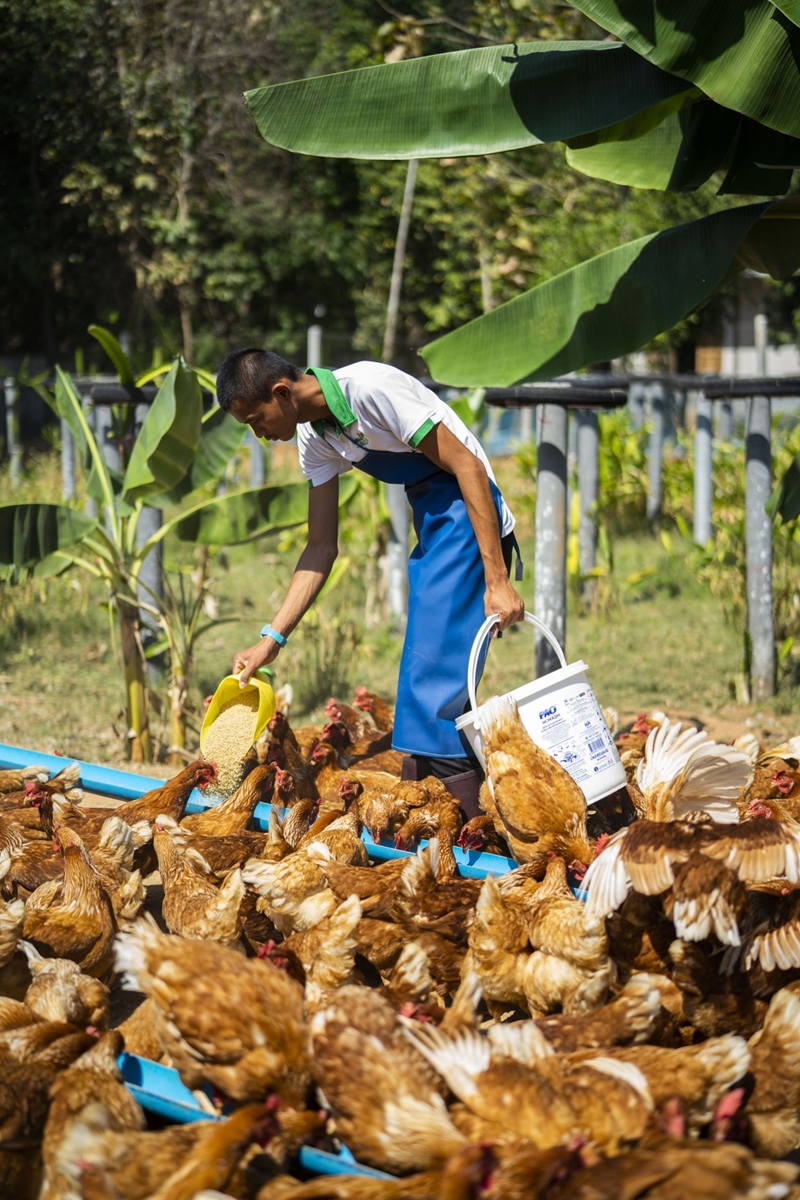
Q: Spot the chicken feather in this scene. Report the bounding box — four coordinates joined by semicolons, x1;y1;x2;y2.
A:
637;717;748;823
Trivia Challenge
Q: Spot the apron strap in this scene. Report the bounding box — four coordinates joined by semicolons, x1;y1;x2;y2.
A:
513;533;524;582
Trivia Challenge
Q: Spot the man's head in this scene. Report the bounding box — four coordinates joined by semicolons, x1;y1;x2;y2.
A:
216;348;301;440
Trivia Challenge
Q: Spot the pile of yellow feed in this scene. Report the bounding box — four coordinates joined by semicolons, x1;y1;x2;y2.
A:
202;691;260;795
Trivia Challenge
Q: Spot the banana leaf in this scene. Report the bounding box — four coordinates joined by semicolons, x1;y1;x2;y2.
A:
769;0;800;23
0;504;98;574
173;475;357;546
157;405;247;506
767;456;800;522
571;0;800;140
245;40;692;159
567;102;800;194
133;475;358;565
122;358;202;504
88;325;135;386
50;368;119;515
421;197;800;387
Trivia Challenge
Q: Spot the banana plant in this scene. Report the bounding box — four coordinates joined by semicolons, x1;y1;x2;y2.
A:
0;338;340;763
138;554;232;763
245;14;800;388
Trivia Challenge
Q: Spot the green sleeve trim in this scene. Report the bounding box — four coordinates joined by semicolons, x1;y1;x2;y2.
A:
308;479;314;488
408;417;436;448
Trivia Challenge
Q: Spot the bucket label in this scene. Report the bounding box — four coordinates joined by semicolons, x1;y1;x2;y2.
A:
535;689;617;784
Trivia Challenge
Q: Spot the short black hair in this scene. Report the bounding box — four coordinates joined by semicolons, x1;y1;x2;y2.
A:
216;348;300;412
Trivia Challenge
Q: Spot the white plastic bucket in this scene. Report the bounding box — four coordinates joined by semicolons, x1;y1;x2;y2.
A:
455;611;626;806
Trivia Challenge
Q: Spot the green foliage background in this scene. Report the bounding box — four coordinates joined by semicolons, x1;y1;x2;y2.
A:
0;0;756;373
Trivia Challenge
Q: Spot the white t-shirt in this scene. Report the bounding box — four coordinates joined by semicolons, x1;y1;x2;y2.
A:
297;361;515;536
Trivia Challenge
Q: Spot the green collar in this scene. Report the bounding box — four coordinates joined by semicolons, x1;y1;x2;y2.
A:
306;367;356;436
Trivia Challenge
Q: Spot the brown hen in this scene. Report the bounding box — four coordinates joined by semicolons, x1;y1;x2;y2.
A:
22;836;117;976
116;918;310;1103
180;762;274;835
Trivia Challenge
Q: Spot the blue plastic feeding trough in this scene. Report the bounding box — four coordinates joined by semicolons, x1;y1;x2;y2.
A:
118;1053;396;1180
0;741;520;876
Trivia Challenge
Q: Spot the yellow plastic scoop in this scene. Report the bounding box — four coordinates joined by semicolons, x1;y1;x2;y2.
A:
200;671;276;759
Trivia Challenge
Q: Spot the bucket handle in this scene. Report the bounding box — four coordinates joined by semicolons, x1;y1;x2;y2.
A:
467;611;567;720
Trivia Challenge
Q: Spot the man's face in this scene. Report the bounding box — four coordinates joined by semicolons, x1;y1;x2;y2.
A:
229;383;297;441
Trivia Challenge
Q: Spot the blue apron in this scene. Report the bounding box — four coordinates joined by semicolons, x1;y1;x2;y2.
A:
348;447;515;759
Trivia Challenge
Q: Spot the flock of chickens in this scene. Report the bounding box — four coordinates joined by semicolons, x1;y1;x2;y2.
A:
5;686;800;1199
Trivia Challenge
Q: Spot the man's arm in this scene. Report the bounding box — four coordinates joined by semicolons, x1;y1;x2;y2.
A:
417;423;524;631
232;475;340;685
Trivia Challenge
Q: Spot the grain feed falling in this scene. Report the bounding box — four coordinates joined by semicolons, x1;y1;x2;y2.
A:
202;691;260;797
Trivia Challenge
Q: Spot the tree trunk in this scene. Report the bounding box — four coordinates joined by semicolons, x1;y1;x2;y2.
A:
179;288;194;365
169;672;188;765
382;158;418;364
365;526;389;628
119;600;151;763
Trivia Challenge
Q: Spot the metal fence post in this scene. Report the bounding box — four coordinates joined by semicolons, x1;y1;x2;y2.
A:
747;312;775;701
535;404;568;675
248;429;265;487
576;409;599;601
307;324;322;370
628;380;646;430
3;377;21;487
693;388;713;546
385;482;409;627
746;393;775;700
646;382;665;525
717;401;733;442
136;507;164;616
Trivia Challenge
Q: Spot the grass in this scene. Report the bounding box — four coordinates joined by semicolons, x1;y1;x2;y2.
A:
1;447;797;767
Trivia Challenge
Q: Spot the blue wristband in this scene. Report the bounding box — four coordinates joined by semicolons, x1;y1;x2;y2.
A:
260;623;288;647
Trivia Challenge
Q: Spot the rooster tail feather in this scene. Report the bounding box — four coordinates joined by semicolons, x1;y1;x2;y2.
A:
401;839;439;896
129;818;154;848
241;858;279;893
319;892;362;939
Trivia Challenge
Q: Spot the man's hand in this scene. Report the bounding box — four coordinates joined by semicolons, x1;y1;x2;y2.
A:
485;577;525;633
232;636;282;687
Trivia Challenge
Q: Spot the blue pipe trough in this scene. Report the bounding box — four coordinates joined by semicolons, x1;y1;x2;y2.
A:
0;741;518;878
118;1053;396;1179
